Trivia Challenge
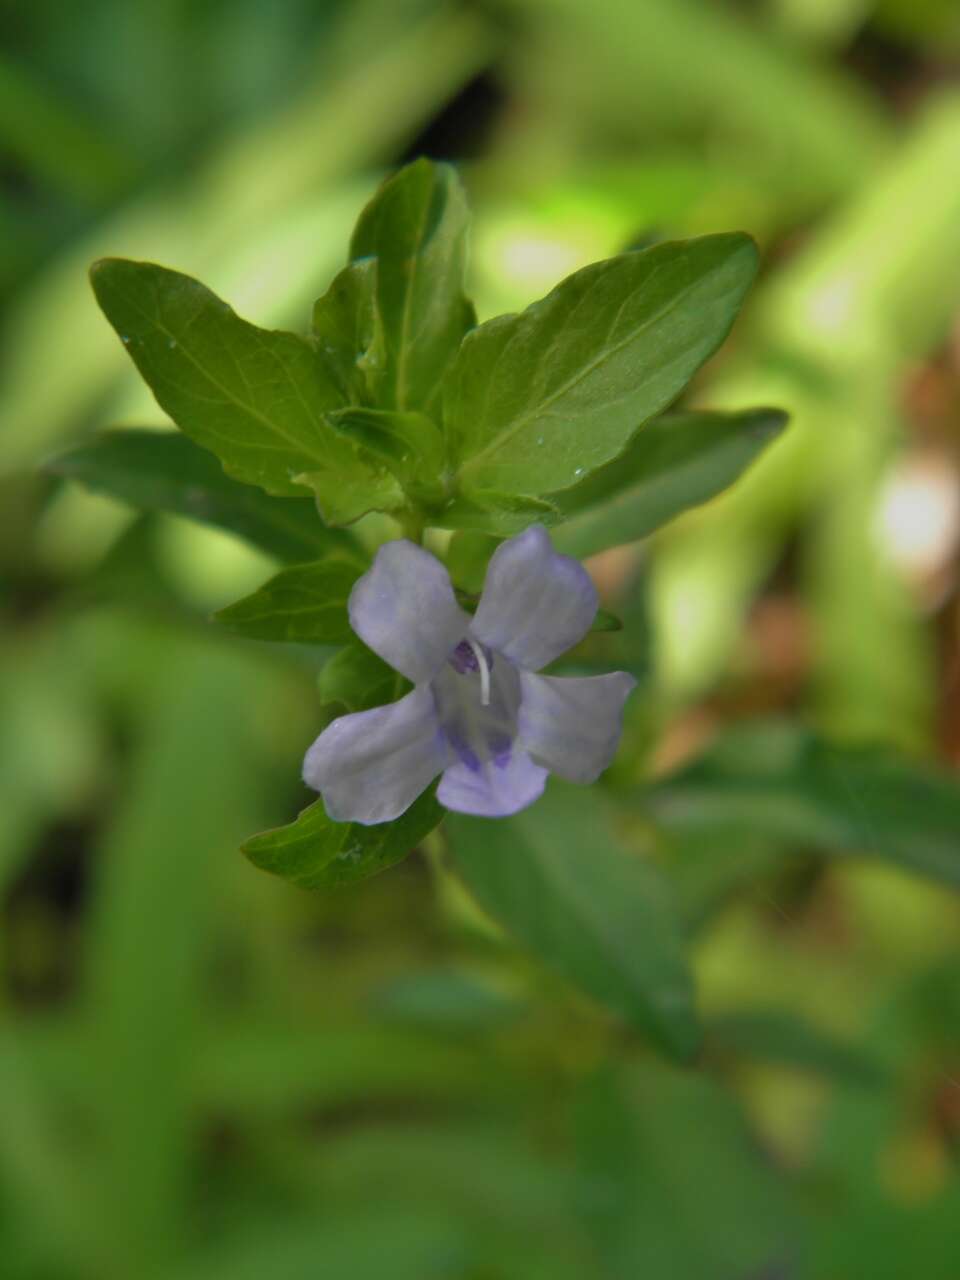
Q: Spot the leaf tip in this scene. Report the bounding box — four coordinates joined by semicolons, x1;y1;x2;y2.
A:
744;407;791;441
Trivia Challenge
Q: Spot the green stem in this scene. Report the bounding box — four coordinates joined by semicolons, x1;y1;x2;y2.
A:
399;508;425;544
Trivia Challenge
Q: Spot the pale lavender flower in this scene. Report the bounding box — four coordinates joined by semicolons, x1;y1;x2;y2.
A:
303;525;636;823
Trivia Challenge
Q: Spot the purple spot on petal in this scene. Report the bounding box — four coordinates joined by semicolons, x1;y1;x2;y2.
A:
448;639;496;676
449;639;478;673
489;734;513;769
445;727;482;772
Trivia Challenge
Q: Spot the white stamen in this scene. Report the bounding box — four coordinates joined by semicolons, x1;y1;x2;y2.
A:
466;638;491;706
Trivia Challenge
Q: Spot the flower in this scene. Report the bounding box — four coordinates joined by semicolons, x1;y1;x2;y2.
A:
303;525;636;823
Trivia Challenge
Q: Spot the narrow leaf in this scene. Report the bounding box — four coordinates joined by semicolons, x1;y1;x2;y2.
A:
350;158;474;415
574;1064;796;1279
447;783;699;1059
707;1011;884;1085
214;558;364;644
46;429;353;563
243;787;443;889
648;720;960;889
552;407;788;557
87;649;266;1268
445;233;759;499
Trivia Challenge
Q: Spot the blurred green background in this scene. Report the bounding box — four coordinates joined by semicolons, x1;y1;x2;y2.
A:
3;1;960;1276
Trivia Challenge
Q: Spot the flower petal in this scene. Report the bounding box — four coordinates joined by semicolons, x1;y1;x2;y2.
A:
438;748;548;818
349;540;470;683
517;671;636;783
471;525;598;671
303;686;451;825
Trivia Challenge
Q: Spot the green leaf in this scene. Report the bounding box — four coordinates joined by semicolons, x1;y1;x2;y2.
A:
592;608;623;633
434;490;560;535
647;720;960;889
349;158;474;415
243;786;443;890
447;783;699;1059
446;531;502;594
551;407;788;558
574;1063;796;1280
311;258;383;404
214;558;364;644
327;406;446;505
87;646;270;1269
89;259;399;522
706;1010;884;1086
444;234;759;501
318;642;409;713
46;429;354;563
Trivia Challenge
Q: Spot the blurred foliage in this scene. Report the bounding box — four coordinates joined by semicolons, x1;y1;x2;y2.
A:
2;1;960;1277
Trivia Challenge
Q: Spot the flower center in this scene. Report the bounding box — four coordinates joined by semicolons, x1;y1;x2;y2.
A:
449;638;492;705
466;639;491;705
435;638;520;773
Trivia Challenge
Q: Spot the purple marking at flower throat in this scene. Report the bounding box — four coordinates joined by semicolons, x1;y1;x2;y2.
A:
449;639;480;673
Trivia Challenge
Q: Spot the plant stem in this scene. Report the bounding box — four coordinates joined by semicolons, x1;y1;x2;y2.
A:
399;509;425;544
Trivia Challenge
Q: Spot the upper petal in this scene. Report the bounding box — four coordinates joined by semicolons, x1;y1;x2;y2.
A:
437;747;547;818
303;686;451;825
349;540;471;683
517;671;636;783
471;525;598;671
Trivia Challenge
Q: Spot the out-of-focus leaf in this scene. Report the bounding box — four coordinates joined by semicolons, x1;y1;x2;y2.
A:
444;234;758;501
447;783;699;1059
196;1022;515;1114
0;53;133;204
0;1036;106;1277
317;1124;576;1228
508;0;888;208
307;1124;594;1275
46;429;353;563
374;970;523;1030
0;644;101;898
317;642;408;713
707;1010;885;1085
552;408;788;558
660;827;785;931
647;720;960;889
165;1209;470;1280
243;786;443;890
573;1063;796;1280
349;158;473;416
89;259;401;521
809;971;960;1280
214;558;363;644
86;645;267;1272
